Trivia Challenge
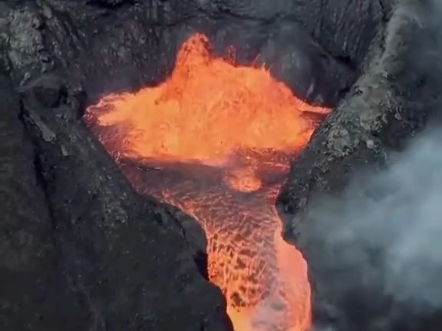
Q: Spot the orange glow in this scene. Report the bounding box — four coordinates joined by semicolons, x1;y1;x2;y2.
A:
85;33;330;331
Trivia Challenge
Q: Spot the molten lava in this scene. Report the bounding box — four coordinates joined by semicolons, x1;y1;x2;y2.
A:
85;33;330;331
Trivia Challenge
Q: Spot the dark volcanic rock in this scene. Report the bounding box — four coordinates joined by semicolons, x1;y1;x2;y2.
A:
13;70;232;330
0;66;71;331
197;0;394;69
1;2;236;330
277;0;442;330
2;0;384;106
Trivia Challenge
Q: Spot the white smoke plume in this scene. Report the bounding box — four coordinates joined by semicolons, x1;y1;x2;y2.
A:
307;129;442;310
298;130;442;331
298;1;442;329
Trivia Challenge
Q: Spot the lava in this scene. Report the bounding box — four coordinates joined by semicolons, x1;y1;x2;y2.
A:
84;33;330;331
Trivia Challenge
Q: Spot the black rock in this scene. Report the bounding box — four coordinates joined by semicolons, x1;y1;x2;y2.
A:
277;1;442;330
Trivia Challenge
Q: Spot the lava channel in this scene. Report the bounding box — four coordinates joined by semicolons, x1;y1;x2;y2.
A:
84;33;330;331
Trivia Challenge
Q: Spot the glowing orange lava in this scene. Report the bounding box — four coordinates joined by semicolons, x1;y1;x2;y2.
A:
85;33;330;331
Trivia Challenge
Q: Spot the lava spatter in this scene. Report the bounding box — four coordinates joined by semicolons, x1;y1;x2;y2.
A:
85;33;330;331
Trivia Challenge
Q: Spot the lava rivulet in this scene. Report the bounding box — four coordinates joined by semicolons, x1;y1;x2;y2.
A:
84;33;330;331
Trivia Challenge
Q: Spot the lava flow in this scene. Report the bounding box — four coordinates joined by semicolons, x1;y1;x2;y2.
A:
84;33;330;331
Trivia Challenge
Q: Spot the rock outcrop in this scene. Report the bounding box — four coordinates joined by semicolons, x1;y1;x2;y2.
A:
277;0;442;330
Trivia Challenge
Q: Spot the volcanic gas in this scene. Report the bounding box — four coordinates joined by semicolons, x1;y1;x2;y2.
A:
84;33;330;331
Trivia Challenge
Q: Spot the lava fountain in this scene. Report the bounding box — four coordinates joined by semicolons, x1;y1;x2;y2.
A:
84;33;330;331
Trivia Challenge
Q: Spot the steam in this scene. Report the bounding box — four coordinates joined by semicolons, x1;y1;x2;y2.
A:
299;1;442;329
301;130;442;331
314;130;442;296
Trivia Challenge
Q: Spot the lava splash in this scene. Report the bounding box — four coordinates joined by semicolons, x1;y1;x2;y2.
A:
85;33;330;331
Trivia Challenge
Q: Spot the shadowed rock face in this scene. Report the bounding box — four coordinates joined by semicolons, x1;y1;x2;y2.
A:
0;0;395;331
277;0;442;330
2;0;390;105
0;57;233;331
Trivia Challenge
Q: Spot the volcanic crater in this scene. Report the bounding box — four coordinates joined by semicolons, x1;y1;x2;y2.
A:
85;33;330;331
5;1;442;331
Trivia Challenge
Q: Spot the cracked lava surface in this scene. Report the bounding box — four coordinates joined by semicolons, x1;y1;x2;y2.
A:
84;33;330;331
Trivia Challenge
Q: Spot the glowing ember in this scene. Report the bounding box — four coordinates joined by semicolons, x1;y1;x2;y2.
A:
85;33;330;331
